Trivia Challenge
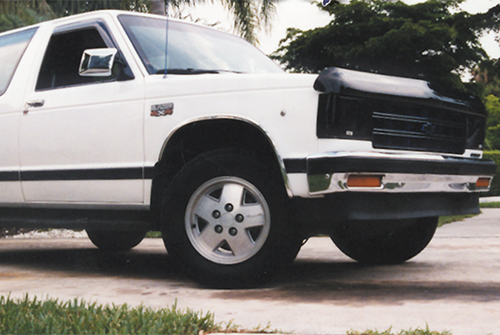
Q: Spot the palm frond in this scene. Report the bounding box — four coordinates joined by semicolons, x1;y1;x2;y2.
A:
0;0;278;45
224;0;258;44
259;0;276;31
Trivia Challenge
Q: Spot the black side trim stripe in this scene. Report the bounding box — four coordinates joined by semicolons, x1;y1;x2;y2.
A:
283;159;307;174
0;167;155;182
0;171;20;182
144;166;155;180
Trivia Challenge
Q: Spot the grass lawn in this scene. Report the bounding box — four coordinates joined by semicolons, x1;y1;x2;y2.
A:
479;201;500;208
437;200;500;227
0;295;236;335
438;214;477;227
347;326;451;335
0;295;455;335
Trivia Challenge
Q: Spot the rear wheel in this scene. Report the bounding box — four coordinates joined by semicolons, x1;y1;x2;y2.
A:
330;217;438;264
86;229;146;251
161;150;300;288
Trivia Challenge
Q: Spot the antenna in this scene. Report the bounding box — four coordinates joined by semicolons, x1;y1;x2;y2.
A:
164;0;169;78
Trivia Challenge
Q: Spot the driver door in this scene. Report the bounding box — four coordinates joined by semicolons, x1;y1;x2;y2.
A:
20;21;145;206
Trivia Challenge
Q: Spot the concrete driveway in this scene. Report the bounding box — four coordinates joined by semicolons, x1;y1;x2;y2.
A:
1;209;500;335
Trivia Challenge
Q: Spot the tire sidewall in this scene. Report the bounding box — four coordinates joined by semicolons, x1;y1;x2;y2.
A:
330;217;438;264
86;229;146;251
161;150;292;287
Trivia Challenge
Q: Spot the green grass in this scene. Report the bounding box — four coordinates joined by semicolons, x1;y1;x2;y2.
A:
347;325;451;335
145;231;162;238
0;296;456;335
436;201;500;226
438;214;477;227
0;295;236;335
479;201;500;208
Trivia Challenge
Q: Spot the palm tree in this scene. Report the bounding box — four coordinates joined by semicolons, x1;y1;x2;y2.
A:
0;0;277;43
142;0;278;44
225;0;277;45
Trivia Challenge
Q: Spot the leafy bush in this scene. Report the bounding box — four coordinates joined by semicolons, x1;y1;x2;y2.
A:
0;295;227;335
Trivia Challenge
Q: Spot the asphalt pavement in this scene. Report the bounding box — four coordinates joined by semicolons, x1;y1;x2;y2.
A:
1;209;500;335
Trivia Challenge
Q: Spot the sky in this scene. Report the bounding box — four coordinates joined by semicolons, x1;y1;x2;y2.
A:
176;0;500;57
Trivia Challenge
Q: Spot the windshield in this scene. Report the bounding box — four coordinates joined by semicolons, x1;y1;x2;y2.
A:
118;14;283;75
0;27;37;96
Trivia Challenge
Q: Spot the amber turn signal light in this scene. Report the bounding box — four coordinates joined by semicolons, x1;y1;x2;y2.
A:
476;177;491;188
347;175;383;188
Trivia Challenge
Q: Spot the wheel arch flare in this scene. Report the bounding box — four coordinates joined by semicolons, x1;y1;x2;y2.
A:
150;117;293;223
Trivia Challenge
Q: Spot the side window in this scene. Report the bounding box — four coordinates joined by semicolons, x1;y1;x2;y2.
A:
36;28;115;90
0;28;37;96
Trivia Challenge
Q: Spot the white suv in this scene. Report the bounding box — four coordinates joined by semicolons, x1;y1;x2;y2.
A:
0;10;495;287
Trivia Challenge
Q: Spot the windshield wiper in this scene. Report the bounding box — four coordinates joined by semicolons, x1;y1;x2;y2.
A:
156;68;243;75
156;68;220;75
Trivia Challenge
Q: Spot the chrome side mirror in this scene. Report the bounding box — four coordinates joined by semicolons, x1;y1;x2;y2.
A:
79;48;117;77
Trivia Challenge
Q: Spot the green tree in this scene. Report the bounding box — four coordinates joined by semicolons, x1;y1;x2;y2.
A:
0;0;150;18
472;59;500;149
0;0;149;32
0;1;50;32
272;0;500;96
0;0;277;44
474;58;500;97
485;95;500;150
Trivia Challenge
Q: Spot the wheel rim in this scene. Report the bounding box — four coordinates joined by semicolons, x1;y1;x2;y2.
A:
185;176;271;265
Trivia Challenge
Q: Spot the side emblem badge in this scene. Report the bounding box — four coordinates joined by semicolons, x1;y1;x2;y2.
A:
151;103;174;117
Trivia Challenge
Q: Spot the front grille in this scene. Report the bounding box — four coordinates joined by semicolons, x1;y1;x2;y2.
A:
317;94;481;154
372;108;466;154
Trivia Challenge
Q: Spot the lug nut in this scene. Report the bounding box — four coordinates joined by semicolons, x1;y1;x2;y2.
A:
214;225;223;234
212;210;221;219
225;203;234;212
229;227;238;236
235;214;244;223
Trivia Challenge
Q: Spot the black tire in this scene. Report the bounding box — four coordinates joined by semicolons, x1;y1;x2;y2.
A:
161;149;299;288
330;217;438;264
86;229;146;251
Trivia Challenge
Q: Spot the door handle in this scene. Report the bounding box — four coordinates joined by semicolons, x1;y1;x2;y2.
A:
23;100;45;114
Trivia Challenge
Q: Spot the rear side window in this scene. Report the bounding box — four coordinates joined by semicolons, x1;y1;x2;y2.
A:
0;28;37;96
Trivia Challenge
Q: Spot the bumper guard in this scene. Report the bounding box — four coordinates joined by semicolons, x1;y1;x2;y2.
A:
304;152;496;195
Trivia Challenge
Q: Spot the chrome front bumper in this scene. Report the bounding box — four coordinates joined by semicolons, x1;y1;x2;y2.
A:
302;152;496;195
